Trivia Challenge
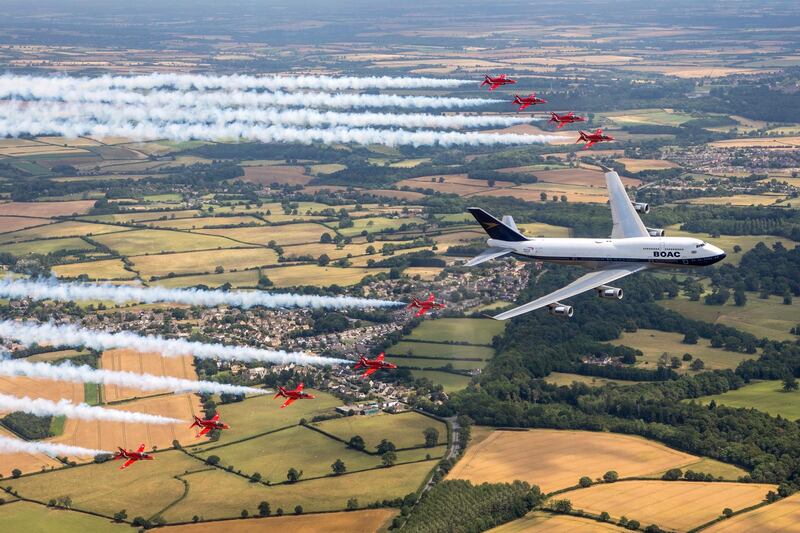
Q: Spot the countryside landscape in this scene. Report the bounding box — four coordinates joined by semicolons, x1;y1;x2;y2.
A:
0;0;799;531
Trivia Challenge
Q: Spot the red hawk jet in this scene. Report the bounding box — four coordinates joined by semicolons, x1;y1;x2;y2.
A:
513;93;547;111
577;128;615;149
274;383;314;409
549;112;586;129
354;353;398;378
481;74;516;91
112;443;153;470
407;293;446;317
190;413;230;438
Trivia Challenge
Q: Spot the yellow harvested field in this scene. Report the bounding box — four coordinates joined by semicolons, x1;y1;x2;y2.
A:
132;248;278;278
36;136;102;147
261;264;383;288
0;374;84;405
397;174;493;195
201;223;330;246
165;509;397;533
0;145;88;156
282;241;378;260
617;158;679;172
491;511;627;532
0;200;95;217
0;427;62;478
52;258;136;280
53;393;201;454
434;229;485;249
620;65;764;78
710;137;800;148
684;194;787;206
144;215;264;230
0;216;48;233
516;222;571;238
0;220;123;243
472;186;609;204
369;189;426;201
705;492;800;533
533;168;641;187
449;429;702;492
565;480;773;532
241;165;312;185
93;228;238;255
101;349;197;402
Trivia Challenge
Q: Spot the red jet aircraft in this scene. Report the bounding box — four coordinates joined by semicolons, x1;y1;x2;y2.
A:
190;413;230;438
481;74;516;91
354;352;398;378
513;93;547;111
113;443;153;470
274;383;314;409
549;111;586;129
577;128;615;149
407;293;446;317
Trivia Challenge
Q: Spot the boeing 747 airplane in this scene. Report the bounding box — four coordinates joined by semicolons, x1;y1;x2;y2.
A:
466;170;726;319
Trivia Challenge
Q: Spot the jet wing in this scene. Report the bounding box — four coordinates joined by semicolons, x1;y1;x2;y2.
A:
120;458;137;470
492;264;648;320
136;443;146;453
210;413;220;422
196;426;212;438
518;102;530;110
376;353;385;362
414;308;428;317
489;83;501;91
604;171;649;239
465;248;512;267
280;398;296;409
296;383;304;392
361;368;378;378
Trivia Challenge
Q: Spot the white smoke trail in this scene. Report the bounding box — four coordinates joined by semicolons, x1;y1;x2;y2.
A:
0;359;267;396
0;393;182;425
0;434;108;457
3;87;496;110
0;101;532;130
0;320;348;365
0;119;561;148
0;73;472;93
0;278;399;310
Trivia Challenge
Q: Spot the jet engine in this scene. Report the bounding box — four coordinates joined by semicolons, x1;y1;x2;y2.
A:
596;285;624;300
632;202;650;214
548;302;574;318
646;227;665;237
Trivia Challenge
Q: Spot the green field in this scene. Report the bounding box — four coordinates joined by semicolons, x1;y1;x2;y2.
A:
405;318;505;345
0;221;123;243
3;237;95;256
660;294;797;341
152;269;260;289
387;341;493;360
52;258;135;280
395;357;485;371
312;412;447;451
410;370;473;392
543;372;635;387
0;501;127;533
131;247;278;278
204;390;342;445
91;229;238;255
602;108;695;127
611;329;753;371
695;380;800;420
336;216;424;237
668;457;748;480
84;383;101;405
162;460;435;521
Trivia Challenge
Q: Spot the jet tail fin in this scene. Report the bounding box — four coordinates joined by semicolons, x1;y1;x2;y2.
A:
465;247;512;267
468;208;527;242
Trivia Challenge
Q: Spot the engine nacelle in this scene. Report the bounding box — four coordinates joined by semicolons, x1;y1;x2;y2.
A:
646;227;665;237
632;202;650;214
597;285;624;300
548;302;574;318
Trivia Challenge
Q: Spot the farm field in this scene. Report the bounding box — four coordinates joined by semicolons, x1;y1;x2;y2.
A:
165;509;398;533
3;236;95;256
209;390;341;444
81;210;200;224
709;136;800;148
705;492;800;533
491;511;627;532
387;341;494;360
100;349;197;402
660;293;796;341
162;460;435;520
695;380;800;420
543;372;634;387
131;247;279;278
601;108;694;126
610;328;752;371
0;200;95;217
515;222;571;238
684;193;787;206
0;216;49;233
91;229;238;255
405;318;504;345
0;426;62;478
200;223;329;246
396;356;485;371
312;412;447;451
196;425;381;480
564;480;773;532
0;501;128;533
530;167;641;188
449;429;713;493
409;370;472;392
616;158;679;172
145;215;265;230
0;220;123;243
152;269;260;289
52;258;136;280
240;165;312;185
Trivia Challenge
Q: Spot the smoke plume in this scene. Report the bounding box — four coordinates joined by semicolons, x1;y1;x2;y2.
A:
0;393;182;425
0;434;108;457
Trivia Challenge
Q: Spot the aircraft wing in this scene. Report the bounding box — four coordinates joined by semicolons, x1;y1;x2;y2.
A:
211;413;220;422
136;443;146;453
489;83;501;90
583;140;596;149
605;171;649;239
196;426;212;438
518;103;530;110
280;398;296;409
414;308;428;317
376;353;385;362
361;368;378;378
296;383;304;392
465;248;512;267
556;121;567;129
120;458;136;470
492;264;648;320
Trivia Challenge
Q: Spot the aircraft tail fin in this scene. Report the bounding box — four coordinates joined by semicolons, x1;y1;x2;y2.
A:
468;208;527;242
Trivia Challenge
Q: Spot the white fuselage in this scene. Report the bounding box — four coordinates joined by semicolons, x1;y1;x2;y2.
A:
487;236;726;269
